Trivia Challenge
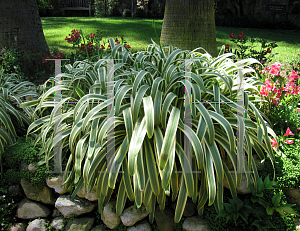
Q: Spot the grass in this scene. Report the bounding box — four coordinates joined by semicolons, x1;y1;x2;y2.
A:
41;17;300;64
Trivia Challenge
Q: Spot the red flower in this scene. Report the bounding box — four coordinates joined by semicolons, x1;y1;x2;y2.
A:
108;44;111;48
116;41;120;45
229;33;235;39
57;52;63;59
285;140;294;144
238;32;245;39
225;44;229;50
125;44;131;49
267;48;271;53
100;45;105;50
115;38;119;43
90;33;95;38
283;127;294;136
271;138;278;149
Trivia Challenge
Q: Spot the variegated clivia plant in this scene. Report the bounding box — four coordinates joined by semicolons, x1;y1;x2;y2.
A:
20;39;278;223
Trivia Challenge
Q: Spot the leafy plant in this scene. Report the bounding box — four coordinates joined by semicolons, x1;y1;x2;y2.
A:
22;39;278;224
0;46;23;76
216;197;253;225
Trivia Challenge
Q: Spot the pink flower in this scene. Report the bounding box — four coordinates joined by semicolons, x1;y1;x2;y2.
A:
271;138;278;149
289;70;299;81
285;140;294;144
297;127;300;130
230;33;235;39
283;127;294;136
297;108;300;112
269;62;281;76
265;78;274;91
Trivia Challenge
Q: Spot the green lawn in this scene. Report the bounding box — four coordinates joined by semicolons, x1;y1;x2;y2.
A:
42;17;300;63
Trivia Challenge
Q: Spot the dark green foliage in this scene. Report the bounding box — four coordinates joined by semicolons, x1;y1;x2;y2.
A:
0;187;18;231
261;139;300;189
1;136;56;188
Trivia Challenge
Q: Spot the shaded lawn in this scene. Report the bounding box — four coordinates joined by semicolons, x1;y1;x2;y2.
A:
42;17;300;63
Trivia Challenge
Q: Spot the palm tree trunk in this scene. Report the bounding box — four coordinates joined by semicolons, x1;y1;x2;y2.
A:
160;0;217;56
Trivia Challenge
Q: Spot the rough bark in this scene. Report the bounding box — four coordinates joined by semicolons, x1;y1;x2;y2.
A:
0;0;49;76
160;0;217;56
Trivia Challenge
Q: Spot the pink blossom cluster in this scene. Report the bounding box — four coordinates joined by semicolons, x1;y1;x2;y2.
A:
259;62;300;106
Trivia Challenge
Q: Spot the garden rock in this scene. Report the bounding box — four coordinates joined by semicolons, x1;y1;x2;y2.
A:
50;217;65;230
223;173;253;194
77;185;98;201
101;200;121;229
25;218;46;231
154;206;177;231
17;198;50;219
46;176;68;194
27;163;37;174
91;224;108;231
120;205;148;226
8;185;23;197
52;208;62;217
182;216;210;231
55;195;97;218
286;189;300;204
20;178;56;204
171;198;196;217
126;219;152;231
8;222;26;231
64;217;95;231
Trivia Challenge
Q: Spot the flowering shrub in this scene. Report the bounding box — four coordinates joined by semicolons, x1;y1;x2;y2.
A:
256;63;300;137
224;32;278;65
63;29;131;61
258;62;299;107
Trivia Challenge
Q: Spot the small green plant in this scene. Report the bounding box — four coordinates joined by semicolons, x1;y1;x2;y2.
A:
216;197;253;225
217;176;298;231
